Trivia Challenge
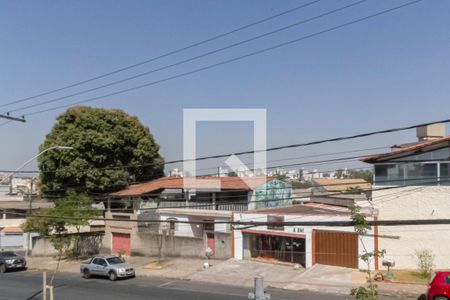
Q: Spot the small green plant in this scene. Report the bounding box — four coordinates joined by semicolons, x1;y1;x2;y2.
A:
416;249;434;279
351;286;378;300
345;186;365;195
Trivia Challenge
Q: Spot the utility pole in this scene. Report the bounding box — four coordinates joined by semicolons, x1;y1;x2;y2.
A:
0;113;26;123
42;272;47;300
248;277;271;300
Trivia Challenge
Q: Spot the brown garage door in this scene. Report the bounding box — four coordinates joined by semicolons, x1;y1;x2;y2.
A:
112;233;131;256
313;230;358;269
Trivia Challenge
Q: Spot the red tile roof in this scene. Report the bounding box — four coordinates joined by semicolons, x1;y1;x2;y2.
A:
1;226;23;233
361;136;450;163
111;176;275;197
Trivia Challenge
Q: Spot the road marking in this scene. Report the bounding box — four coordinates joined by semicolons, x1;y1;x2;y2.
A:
157;281;175;288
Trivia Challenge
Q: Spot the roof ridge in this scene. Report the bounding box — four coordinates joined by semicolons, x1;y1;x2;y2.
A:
361;135;450;163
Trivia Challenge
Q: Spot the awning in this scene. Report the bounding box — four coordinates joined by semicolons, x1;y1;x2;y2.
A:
241;229;305;239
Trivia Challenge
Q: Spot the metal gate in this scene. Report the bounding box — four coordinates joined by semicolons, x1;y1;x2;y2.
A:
313;230;358;269
112;233;131;256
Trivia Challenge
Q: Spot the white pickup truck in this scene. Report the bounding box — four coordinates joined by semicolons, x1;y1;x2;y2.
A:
80;255;135;281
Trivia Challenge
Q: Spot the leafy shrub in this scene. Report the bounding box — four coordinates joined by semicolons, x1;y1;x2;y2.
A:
351;286;378;300
416;249;434;279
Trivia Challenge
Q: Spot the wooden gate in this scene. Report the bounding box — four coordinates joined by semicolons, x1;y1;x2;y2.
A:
313;230;358;269
112;233;131;256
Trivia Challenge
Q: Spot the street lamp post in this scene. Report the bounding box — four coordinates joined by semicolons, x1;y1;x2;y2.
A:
0;146;73;185
1;146;73;257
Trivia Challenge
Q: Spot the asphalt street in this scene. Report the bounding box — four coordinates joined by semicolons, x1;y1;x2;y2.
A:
0;270;405;300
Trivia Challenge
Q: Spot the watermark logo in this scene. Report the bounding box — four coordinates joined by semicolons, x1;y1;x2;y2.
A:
183;109;267;190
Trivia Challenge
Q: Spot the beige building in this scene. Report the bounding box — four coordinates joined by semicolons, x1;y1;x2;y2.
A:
362;123;450;269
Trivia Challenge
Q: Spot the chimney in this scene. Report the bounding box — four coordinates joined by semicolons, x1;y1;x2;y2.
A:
416;123;446;142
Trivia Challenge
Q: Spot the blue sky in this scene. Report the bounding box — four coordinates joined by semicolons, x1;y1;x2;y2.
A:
0;0;449;174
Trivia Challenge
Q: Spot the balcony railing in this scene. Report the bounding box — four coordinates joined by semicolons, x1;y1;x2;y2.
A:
158;200;248;211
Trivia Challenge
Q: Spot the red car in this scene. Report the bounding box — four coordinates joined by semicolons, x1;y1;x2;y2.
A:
427;272;450;300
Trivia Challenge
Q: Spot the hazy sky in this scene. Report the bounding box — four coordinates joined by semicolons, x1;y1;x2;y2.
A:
1;0;449;174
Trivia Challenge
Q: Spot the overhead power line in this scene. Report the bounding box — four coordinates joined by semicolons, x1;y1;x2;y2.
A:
11;207;450;228
22;0;423;118
0;145;386;174
7;0;367;114
30;177;450;206
0;0;321;109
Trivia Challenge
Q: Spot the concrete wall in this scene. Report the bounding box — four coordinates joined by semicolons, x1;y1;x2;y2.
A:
159;214;204;238
31;237;58;256
128;231;232;259
0;233;25;249
31;233;104;257
131;232;205;257
158;214;231;238
0;218;26;227
0;232;39;250
371;186;450;269
233;213;374;270
213;232;232;259
214;218;231;233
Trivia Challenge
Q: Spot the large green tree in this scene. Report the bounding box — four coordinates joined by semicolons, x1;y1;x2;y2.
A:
38;106;164;196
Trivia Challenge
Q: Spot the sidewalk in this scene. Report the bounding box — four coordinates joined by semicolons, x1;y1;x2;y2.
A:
27;256;426;298
26;256;213;279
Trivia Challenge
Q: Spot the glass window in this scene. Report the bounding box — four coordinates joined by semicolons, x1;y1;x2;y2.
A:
392;148;450;162
106;257;124;265
375;165;404;185
203;222;214;232
405;163;437;185
92;258;107;266
375;163;439;185
440;163;450;186
375;165;389;177
445;276;450;285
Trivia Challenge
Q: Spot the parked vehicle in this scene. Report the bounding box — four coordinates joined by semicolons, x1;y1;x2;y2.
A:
427;271;450;300
80;255;135;281
0;251;27;273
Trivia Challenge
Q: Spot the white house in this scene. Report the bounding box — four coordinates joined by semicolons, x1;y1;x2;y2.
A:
361;123;450;269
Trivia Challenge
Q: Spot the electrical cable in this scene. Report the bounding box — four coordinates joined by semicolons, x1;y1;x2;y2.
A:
8;0;367;114
0;0;322;109
22;0;423;118
0;145;389;174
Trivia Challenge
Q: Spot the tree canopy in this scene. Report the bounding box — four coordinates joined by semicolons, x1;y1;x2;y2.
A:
38;106;164;196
